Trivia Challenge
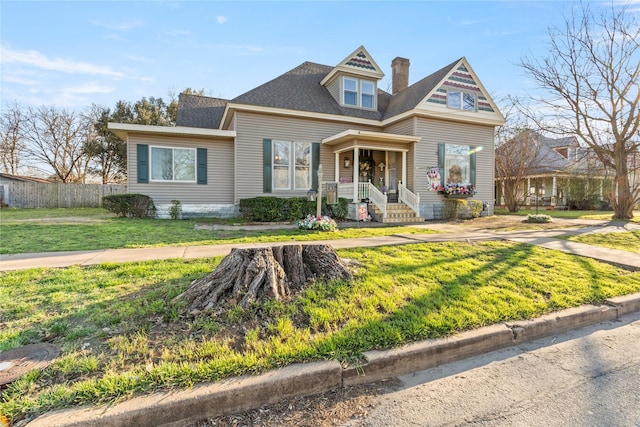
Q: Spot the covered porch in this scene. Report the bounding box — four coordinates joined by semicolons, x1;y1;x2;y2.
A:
321;130;422;222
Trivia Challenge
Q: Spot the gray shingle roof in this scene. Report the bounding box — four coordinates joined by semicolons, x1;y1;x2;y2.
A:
176;57;462;128
175;93;228;129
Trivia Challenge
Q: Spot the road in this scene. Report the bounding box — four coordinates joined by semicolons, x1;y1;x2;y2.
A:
344;311;640;427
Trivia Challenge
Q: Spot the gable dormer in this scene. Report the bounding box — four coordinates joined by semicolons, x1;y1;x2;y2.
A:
421;57;501;115
320;46;384;111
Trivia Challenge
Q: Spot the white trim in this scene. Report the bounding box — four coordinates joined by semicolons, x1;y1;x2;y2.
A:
322;129;421;145
272;140;312;192
149;145;197;183
108;123;236;140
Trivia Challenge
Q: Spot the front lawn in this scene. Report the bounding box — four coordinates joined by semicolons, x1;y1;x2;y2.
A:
495;208;640;222
0;208;433;254
2;241;639;423
563;230;640;254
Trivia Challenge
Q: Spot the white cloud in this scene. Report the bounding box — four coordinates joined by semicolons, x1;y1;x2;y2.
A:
61;83;114;95
88;19;144;32
217;15;227;24
0;45;126;78
163;29;192;37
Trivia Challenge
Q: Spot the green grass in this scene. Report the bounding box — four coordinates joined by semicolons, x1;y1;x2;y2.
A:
1;242;639;422
495;208;640;222
562;231;640;254
0;208;432;254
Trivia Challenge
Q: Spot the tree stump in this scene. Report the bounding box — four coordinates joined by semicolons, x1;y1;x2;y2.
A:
176;244;352;312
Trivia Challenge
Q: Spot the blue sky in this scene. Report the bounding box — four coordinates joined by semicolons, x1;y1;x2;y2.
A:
1;1;638;111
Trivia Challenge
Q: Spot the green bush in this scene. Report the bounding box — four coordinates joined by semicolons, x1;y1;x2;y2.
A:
467;200;483;218
526;214;552;223
102;194;156;218
442;199;467;220
239;197;350;222
169;200;182;220
443;199;485;220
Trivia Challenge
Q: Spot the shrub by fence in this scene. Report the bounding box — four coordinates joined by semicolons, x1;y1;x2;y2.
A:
1;182;127;208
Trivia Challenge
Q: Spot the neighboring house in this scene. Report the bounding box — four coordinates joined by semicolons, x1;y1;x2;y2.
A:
495;131;612;209
109;46;504;220
0;173;53;206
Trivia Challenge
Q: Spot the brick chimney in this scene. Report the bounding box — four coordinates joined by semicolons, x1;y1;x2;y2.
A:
391;57;410;94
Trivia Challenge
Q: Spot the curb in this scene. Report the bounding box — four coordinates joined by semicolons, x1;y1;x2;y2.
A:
26;293;640;427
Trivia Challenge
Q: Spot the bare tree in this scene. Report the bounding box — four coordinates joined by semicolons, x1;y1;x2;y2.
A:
83;104;127;183
519;2;640;219
494;100;544;212
0;102;27;175
23;106;90;183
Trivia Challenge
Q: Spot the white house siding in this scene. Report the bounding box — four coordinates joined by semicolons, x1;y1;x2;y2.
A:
413;118;496;217
233;112;378;202
127;133;234;215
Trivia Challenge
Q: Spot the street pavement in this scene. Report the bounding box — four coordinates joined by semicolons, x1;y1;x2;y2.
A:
343;310;640;427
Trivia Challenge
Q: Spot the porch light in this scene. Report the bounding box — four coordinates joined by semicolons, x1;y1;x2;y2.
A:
378;162;385;171
307;189;317;202
344;158;351;168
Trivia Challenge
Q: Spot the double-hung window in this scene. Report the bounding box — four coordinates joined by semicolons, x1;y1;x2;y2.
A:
447;90;476;111
444;144;470;184
272;140;311;191
342;77;376;109
151;146;196;182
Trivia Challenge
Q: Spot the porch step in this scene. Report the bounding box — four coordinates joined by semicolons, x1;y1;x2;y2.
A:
368;202;423;224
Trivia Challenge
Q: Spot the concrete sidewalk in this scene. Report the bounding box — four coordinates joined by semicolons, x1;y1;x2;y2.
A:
2;223;639;272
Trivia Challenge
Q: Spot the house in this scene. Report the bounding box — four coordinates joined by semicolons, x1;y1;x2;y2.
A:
0;173;54;207
495;130;613;209
109;46;504;220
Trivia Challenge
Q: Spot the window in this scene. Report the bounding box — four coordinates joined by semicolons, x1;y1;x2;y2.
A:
444;144;470;184
361;81;374;108
344;78;358;106
273;140;311;190
150;146;196;182
447;90;476;111
342;76;376;109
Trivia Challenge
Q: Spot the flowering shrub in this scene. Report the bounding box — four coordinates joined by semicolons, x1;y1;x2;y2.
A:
526;214;552;223
297;215;338;231
436;183;476;196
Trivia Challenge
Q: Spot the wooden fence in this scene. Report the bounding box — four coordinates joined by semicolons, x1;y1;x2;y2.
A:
1;182;127;208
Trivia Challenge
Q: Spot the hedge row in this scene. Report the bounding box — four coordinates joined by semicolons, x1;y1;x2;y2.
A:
102;194;156;218
239;196;349;222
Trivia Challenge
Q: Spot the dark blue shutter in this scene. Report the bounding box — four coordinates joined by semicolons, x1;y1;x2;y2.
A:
311;143;320;191
137;144;149;183
197;148;207;185
437;143;445;183
470;146;477;186
263;139;272;193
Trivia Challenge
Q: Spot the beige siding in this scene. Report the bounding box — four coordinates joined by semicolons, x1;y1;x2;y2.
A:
413;118;495;204
234;112;378;202
383;117;415;136
327;78;341;105
128;134;233;204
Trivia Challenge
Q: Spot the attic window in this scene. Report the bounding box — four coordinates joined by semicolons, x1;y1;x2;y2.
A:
447;90;476;111
342;76;376;110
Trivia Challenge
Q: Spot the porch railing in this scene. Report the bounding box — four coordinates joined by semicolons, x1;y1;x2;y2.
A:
398;182;420;217
367;183;387;218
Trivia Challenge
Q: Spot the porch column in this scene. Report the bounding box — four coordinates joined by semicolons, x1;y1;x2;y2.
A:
527;178;531;205
334;153;339;182
552;176;557;206
401;151;407;187
600;178;604;199
384;151;389;189
352;148;359;202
